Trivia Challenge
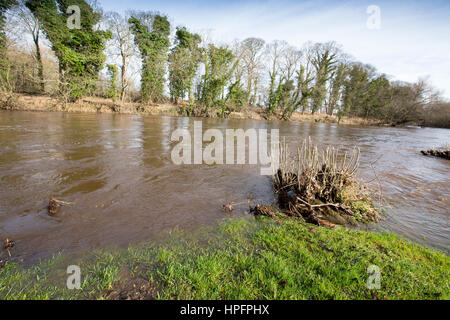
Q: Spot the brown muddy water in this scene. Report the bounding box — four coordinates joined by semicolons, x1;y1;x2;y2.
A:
0;111;449;263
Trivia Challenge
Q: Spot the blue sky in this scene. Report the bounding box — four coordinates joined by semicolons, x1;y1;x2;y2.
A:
99;0;450;98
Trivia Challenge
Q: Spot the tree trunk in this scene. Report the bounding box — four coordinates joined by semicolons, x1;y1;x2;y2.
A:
34;33;44;93
120;53;127;102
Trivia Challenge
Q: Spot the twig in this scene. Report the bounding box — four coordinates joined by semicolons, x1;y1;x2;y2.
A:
296;196;352;213
51;199;74;206
369;163;384;207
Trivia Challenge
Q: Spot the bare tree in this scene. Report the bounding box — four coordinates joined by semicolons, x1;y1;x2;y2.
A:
7;0;45;92
241;37;265;105
281;45;302;82
388;78;441;124
103;11;138;102
230;39;245;85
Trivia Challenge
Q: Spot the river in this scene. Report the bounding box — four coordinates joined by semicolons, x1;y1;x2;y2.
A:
0;111;448;262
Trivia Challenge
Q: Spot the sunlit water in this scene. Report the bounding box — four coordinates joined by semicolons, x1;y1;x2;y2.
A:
0;111;448;263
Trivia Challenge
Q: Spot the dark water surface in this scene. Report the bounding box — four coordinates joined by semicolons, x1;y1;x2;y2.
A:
0;111;448;262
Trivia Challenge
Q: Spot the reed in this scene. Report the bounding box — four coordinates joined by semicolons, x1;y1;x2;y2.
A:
272;138;379;225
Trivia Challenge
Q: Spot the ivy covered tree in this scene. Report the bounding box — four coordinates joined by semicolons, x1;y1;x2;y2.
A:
129;12;170;103
341;63;373;117
199;44;238;116
168;26;201;104
362;75;391;119
225;78;248;113
266;40;287;116
25;0;110;101
310;42;338;114
0;0;17;90
106;64;119;101
326;63;348;115
280;66;314;120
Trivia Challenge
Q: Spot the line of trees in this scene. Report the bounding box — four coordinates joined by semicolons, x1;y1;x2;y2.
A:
1;0;449;127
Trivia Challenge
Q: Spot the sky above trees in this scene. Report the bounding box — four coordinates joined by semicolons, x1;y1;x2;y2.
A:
99;0;450;99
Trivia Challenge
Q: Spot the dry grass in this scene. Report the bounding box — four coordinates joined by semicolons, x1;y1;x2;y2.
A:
8;94;377;126
289;112;381;126
6;94;179;116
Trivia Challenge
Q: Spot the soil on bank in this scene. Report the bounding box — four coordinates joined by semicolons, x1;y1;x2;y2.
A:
7;93;382;126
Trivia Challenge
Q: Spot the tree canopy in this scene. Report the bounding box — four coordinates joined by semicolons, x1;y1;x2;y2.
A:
129;12;170;103
0;0;17;90
25;0;110;100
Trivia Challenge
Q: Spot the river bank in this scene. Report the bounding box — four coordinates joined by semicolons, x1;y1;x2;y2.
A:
1;217;448;300
4;93;383;126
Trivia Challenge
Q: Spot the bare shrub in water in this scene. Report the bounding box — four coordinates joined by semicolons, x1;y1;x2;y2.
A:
420;143;450;160
273;138;379;225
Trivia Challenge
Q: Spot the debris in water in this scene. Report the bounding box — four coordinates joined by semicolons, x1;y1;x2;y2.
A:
222;202;234;213
420;149;450;160
47;198;73;216
222;195;255;213
3;238;15;250
3;238;15;257
48;199;60;216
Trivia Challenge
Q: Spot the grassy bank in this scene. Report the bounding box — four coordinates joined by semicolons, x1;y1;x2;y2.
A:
1;217;448;300
3;93;382;126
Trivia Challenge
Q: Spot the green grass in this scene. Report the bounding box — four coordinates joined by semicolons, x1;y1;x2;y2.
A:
1;217;449;300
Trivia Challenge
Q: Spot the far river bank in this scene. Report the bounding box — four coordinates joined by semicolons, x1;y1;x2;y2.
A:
6;93;386;126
